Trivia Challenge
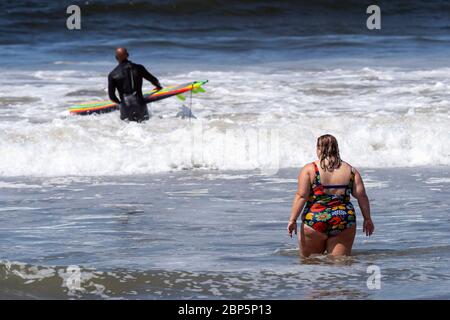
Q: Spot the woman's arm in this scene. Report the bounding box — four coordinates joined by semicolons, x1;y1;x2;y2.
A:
287;165;312;237
352;169;375;236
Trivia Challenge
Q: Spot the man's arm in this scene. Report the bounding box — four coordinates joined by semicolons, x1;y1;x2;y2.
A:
108;74;120;104
140;65;162;89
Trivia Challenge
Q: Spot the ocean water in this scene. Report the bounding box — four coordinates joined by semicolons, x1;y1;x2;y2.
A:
0;168;449;299
0;0;449;299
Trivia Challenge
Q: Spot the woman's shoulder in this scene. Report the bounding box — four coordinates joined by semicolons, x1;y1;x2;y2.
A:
341;160;351;168
303;161;317;171
298;162;315;176
342;161;359;174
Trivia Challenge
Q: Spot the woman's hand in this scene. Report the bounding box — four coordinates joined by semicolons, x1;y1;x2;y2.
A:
363;218;375;236
287;220;298;238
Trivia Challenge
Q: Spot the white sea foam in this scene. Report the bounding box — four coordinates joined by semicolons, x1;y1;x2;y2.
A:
0;182;42;189
0;67;449;176
425;177;450;184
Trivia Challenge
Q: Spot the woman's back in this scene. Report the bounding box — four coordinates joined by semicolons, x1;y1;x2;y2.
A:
312;160;353;196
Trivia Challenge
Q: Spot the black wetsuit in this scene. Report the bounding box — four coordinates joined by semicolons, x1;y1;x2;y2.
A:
108;59;162;122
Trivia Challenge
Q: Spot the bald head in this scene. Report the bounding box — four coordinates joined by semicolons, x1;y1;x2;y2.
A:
115;47;129;63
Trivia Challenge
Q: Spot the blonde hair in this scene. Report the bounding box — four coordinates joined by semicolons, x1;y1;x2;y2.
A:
317;134;342;172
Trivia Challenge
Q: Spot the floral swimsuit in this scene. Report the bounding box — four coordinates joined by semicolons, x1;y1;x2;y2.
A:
302;162;356;236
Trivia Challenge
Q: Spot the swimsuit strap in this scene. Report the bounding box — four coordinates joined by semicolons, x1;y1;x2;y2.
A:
349;167;355;187
312;162;321;186
345;167;356;197
312;161;319;174
323;184;349;189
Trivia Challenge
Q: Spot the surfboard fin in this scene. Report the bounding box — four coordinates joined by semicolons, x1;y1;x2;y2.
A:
176;94;186;101
191;87;206;94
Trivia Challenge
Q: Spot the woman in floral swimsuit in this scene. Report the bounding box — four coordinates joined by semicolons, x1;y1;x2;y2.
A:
287;134;374;257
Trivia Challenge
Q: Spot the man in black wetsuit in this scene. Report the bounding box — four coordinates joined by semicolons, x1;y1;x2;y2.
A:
108;47;162;122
